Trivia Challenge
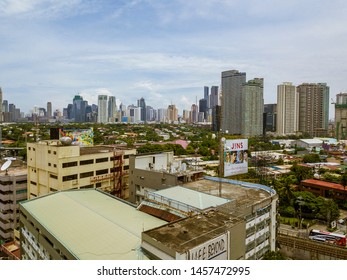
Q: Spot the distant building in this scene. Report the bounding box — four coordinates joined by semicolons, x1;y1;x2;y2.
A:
97;95;108;123
277;82;298;136
221;70;246;134
27;141;136;200
47;102;52;119
264;104;277;133
108;96;117;122
137;97;146;122
297;83;329;137
167;105;178;123
334;93;347;140
241;78;264;137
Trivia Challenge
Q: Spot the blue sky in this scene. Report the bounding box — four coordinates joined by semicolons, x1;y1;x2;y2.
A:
1;0;347;117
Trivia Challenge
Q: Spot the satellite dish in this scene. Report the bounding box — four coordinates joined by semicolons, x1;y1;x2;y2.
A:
1;160;12;173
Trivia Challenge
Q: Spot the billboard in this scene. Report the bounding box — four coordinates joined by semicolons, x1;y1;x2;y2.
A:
59;128;94;147
223;139;248;177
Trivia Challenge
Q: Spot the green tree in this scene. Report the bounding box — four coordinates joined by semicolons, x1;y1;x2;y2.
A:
302;153;320;163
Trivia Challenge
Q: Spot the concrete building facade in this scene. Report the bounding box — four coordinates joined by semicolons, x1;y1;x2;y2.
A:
241;78;264;137
334;93;347;140
27;141;136;200
0;165;27;243
297;83;330;137
277;82;298;136
221;70;246;135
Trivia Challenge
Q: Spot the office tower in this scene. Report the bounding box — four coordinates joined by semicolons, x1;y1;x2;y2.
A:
2;100;8;113
9;104;16;122
108;96;116;122
137;97;146;122
72;95;87;123
264;104;277;133
97;95;108;123
241;78;264;137
221;70;246;134
167;105;178;123
190;104;198;123
146;106;155;122
182;109;190;123
127;105;141;123
210;86;219;108
297;83;329;137
334;93;347;140
157;108;167;123
277;82;298;136
47;102;52;118
0;87;2;122
204;86;209;108
199;98;208;121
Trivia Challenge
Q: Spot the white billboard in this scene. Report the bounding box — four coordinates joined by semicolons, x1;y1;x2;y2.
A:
223;139;248;177
188;234;228;260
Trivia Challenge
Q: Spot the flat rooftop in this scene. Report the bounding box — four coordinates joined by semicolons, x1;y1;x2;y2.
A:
183;176;275;209
20;189;167;260
152;186;231;210
143;210;243;253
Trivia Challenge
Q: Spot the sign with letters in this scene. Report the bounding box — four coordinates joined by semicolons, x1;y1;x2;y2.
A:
188;234;228;260
223;139;248;177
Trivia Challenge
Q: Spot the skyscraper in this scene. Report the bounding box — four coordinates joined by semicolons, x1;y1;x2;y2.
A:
204;86;209;108
97;95;108;123
167;104;178;123
221;70;246;134
210;86;219;108
108;96;116;122
47;102;52;119
297;83;329;137
241;78;264;137
0;87;2;122
277;82;298;136
264;104;277;133
334;93;347;140
137;97;146;122
72;95;87;123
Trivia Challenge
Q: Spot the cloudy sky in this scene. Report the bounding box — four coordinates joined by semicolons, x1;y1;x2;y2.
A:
1;0;347;117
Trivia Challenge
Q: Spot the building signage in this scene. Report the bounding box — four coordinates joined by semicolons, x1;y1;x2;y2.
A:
90;174;113;183
59;128;94;147
223;139;248;177
188;234;228;260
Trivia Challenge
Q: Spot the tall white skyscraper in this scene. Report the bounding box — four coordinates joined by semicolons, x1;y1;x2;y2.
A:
277;82;298;136
97;95;108;123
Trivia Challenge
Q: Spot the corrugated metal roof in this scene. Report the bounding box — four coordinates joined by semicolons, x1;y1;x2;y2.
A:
153;186;231;210
21;190;167;260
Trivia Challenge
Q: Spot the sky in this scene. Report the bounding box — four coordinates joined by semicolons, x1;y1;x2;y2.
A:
1;0;347;118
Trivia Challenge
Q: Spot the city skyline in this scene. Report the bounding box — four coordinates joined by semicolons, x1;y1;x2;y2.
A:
1;1;347;117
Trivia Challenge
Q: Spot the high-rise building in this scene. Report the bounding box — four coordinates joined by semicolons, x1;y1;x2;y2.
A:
157;108;167;123
277;82;298;136
2;99;8;113
334;93;347;140
221;70;246;134
47;102;52;118
204;86;209;108
108;96;117;122
0;87;2;122
137;97;146;122
167;105;178;123
210;86;219;108
190;104;198;123
199;98;208;121
264;104;277;133
97;95;108;123
241;78;264;137
72;95;87;123
297;83;329;137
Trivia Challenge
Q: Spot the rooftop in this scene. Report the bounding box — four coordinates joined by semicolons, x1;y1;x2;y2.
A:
20;189;167;260
143;210;243;253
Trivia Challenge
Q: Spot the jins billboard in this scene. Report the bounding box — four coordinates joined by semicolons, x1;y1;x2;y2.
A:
223;139;248;177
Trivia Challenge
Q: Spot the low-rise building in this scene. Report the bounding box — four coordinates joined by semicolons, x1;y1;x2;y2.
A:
19;189;167;260
0;163;27;244
27;141;136;200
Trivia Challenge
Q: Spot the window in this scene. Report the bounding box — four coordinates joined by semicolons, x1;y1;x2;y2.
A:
16;189;27;195
30;181;37;186
80;171;94;178
62;162;77;168
96;157;108;163
124;166;129;170
48;150;51;154
80;159;94;165
62;174;78;182
96;169;108;175
124;155;130;159
50;174;58;179
48;163;51;166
